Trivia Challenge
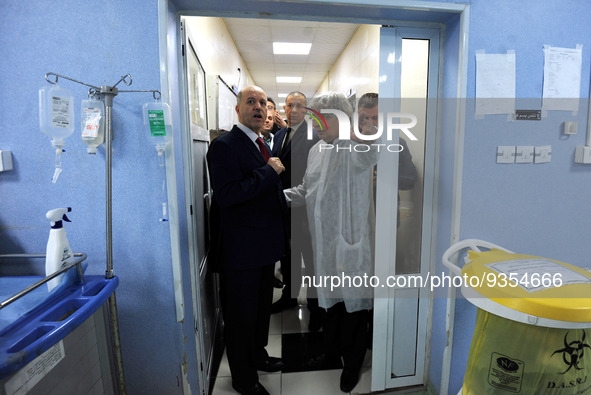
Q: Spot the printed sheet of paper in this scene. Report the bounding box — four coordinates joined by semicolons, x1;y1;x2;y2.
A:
542;45;582;112
476;52;516;115
5;341;65;395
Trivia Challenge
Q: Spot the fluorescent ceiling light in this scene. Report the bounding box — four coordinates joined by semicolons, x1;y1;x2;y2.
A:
278;93;288;98
276;76;302;84
273;42;312;55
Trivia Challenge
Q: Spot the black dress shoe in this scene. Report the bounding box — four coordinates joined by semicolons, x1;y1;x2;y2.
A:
305;352;327;369
231;381;270;395
273;276;284;289
340;368;360;392
308;308;325;332
270;297;298;314
256;356;284;372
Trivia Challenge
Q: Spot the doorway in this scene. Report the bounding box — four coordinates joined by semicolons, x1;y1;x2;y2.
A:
164;2;468;393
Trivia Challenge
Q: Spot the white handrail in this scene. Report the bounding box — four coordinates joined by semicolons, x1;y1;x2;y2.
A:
442;238;513;276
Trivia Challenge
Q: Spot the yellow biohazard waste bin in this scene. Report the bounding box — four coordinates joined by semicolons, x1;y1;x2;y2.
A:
443;240;591;394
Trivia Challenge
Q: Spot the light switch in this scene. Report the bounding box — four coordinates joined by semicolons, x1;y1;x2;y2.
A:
497;146;515;163
534;145;551;163
574;146;591;164
0;150;12;172
563;121;577;135
515;146;534;163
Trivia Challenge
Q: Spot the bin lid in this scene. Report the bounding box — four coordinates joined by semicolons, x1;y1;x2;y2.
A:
461;249;591;323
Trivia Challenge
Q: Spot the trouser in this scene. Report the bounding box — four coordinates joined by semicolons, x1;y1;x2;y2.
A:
280;242;317;307
220;263;274;387
282;210;319;311
322;302;368;372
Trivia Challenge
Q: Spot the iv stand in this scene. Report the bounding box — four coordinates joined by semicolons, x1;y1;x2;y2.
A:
45;72;161;395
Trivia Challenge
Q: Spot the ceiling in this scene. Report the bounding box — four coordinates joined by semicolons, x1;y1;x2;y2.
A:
222;17;359;112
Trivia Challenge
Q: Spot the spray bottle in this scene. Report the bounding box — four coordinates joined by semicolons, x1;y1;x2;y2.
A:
45;207;75;292
39;84;75;183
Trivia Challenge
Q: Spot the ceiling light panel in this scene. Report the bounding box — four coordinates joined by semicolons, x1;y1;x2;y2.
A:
273;42;312;55
276;76;302;83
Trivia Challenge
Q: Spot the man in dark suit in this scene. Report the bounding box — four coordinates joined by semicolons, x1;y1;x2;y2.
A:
266;97;287;134
207;85;287;395
271;91;323;331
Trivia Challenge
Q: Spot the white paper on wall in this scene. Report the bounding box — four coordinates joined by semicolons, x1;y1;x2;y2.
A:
542;45;582;113
475;51;516;116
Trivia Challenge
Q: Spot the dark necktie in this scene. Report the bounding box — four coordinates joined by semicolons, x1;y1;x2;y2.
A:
280;128;293;156
255;137;270;162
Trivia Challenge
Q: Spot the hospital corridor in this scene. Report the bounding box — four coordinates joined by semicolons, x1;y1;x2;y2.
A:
211;284;378;394
1;1;591;395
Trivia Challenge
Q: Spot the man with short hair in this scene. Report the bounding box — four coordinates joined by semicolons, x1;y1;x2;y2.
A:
207;85;287;395
261;110;275;149
266;97;287;134
358;92;417;210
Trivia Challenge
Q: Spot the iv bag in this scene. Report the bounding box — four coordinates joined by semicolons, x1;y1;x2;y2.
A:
143;101;172;154
39;84;75;148
81;98;105;154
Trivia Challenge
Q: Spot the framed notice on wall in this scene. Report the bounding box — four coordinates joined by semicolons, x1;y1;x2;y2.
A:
217;77;237;132
188;39;207;126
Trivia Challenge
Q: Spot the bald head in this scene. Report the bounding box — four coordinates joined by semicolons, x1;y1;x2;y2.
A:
235;85;268;132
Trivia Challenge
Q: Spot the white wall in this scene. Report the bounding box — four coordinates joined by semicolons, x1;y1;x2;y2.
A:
185;17;254;91
317;24;380;96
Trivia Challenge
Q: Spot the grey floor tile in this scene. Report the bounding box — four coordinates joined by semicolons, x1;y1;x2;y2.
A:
281;369;344;395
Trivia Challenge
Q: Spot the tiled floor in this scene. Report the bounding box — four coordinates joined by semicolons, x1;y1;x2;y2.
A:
212;283;375;395
211;268;432;395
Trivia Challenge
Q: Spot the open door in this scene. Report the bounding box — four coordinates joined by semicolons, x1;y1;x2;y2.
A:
372;25;441;392
181;20;222;395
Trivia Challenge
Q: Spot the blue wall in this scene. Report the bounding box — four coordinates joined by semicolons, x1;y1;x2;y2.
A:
2;0;589;394
0;1;188;393
445;1;591;393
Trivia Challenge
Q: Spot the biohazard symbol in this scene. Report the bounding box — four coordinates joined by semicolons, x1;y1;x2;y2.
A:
551;330;591;374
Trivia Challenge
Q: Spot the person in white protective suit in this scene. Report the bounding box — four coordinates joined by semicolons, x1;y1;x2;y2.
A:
284;91;381;393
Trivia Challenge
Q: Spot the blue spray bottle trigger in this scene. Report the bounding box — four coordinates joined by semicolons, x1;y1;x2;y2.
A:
62;214;71;222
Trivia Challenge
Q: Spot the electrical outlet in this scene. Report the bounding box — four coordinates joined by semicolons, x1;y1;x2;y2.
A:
534;146;551;163
515;146;534;163
497;146;515;163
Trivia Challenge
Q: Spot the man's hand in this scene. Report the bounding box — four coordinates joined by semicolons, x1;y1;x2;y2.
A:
274;112;287;129
353;111;379;143
267;157;285;174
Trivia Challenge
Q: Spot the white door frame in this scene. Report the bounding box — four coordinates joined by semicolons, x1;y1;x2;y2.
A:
371;25;442;392
157;1;470;393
